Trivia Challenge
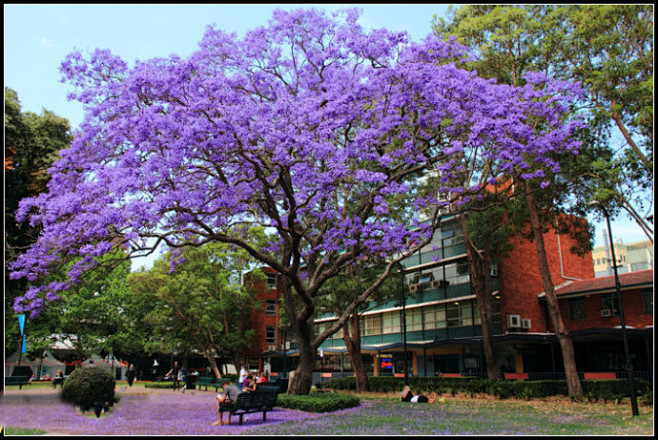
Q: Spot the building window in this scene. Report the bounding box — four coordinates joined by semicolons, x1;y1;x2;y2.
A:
642;289;653;314
381;311;401;334
266;273;277;289
265;327;276;344
446;302;462;327
265;300;277;316
423;304;446;330
363;314;382;336
602;294;620;316
567;298;586;320
406;308;423;331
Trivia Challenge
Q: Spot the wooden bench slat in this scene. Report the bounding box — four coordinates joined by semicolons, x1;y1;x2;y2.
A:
228;389;279;425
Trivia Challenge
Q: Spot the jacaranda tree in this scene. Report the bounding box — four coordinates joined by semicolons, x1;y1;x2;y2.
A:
10;8;584;394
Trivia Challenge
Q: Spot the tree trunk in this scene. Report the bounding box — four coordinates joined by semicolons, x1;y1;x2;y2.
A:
457;212;501;380
205;349;222;378
279;273;316;395
344;311;369;392
287;318;315;395
611;112;651;168
525;187;583;399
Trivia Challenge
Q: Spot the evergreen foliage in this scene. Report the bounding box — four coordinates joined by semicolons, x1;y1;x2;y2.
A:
61;366;117;411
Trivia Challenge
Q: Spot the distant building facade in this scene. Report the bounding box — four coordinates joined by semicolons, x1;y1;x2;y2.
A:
243;215;653;383
592;228;653;277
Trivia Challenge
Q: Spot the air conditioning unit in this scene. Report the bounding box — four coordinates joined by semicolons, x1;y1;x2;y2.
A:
409;284;419;293
267;345;276;351
600;309;612;317
521;319;531;329
507;314;521;328
490;267;499;277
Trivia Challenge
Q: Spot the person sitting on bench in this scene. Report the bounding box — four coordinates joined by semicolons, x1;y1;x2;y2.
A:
213;378;242;426
52;369;65;388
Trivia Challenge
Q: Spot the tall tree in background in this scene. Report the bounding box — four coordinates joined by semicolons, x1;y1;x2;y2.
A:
431;3;653;398
128;233;265;378
456;190;521;380
5;87;72;354
434;4;653;240
8;248;133;365
555;5;653;240
319;257;403;391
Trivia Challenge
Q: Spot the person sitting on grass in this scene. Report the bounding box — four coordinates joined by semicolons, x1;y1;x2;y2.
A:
213;378;242;426
400;385;435;403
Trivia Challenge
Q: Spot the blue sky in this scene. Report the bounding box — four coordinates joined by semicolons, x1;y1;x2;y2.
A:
4;4;652;269
4;3;449;128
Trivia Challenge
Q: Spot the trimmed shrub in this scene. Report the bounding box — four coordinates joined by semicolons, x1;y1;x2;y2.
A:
319;376;650;403
581;379;651;404
144;381;176;389
61;367;117;411
277;392;360;412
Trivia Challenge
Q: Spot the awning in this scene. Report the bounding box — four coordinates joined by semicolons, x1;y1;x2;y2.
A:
260;327;653;358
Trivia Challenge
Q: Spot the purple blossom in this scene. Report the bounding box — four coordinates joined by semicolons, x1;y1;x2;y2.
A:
10;7;583;324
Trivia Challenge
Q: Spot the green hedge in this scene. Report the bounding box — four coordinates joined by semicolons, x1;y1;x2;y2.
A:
276;392;360;412
318;376;652;403
144;381;176;389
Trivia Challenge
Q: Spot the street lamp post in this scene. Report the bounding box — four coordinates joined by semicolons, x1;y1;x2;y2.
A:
164;305;175;371
398;263;409;386
591;201;639;416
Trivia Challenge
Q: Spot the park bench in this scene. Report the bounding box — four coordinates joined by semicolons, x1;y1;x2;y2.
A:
5;376;30;389
227;385;279;425
196;376;220;392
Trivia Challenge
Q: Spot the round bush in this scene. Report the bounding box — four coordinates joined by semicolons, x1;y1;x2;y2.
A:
61;366;116;411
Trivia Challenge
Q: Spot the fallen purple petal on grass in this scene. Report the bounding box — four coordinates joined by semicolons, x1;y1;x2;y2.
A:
0;389;336;435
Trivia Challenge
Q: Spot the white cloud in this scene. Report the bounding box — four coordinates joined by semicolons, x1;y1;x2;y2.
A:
35;37;56;48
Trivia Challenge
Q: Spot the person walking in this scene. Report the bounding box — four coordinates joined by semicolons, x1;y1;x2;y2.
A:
179;365;187;393
238;365;248;388
126;364;136;387
165;361;181;391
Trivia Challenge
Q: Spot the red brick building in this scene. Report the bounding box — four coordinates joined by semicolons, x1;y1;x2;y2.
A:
241;216;653;382
242;268;286;374
500;225;596;334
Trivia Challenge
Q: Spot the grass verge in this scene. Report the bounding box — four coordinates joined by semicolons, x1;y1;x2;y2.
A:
244;391;654;436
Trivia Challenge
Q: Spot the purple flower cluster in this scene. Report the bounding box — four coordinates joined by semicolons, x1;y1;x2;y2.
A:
10;7;583;317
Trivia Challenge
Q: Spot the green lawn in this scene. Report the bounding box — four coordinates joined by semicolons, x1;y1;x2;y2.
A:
244;393;654;436
2;388;652;436
3;427;47;435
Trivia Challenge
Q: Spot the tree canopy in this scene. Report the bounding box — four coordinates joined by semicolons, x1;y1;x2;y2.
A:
433;5;653;239
9;8;584;393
